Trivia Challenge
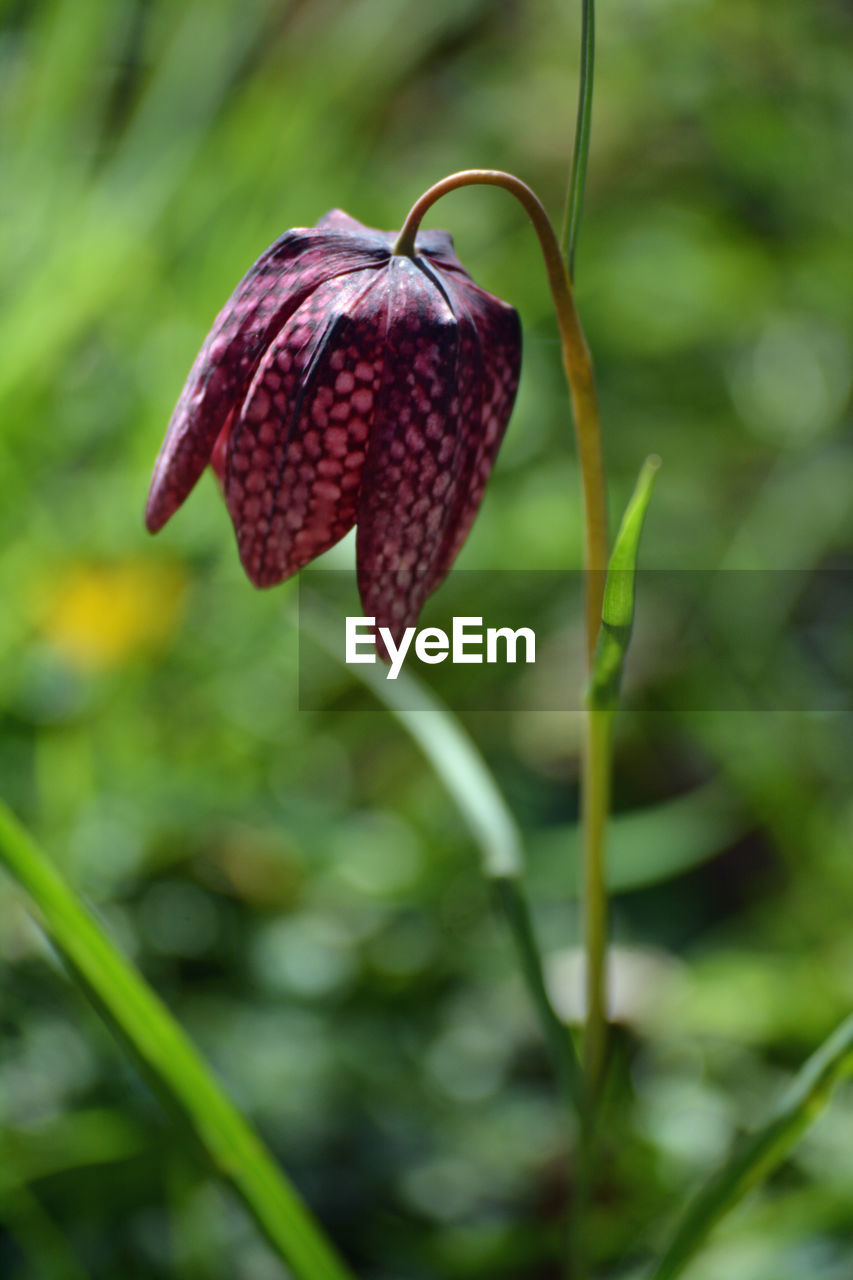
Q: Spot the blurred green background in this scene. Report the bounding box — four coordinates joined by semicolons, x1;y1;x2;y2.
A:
2;0;853;1277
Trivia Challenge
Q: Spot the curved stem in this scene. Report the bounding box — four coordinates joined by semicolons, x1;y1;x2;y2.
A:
394;169;608;663
301;595;583;1114
493;876;582;1111
397;171;610;1279
650;1010;853;1280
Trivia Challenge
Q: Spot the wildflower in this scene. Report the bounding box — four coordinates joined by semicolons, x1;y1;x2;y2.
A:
145;209;520;637
36;562;185;671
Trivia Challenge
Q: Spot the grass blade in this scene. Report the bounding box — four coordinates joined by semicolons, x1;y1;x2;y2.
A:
0;1181;92;1280
0;799;354;1280
300;597;582;1109
301;595;523;880
650;1011;853;1280
562;0;596;277
493;876;582;1109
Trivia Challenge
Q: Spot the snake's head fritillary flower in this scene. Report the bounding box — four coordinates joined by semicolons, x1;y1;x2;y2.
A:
145;209;521;639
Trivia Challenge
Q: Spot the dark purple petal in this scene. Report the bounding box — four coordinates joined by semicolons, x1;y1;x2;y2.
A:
318;208;458;261
427;271;521;577
145;228;389;532
146;206;522;641
315;209;366;232
224;269;387;586
355;258;468;639
315;209;384;240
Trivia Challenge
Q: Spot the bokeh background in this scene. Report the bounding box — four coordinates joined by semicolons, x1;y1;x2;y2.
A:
2;1;853;1277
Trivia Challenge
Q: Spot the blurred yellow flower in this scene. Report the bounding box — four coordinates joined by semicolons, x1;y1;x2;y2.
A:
35;561;186;671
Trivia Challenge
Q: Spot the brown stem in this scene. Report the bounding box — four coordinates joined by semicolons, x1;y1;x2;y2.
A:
395;170;608;662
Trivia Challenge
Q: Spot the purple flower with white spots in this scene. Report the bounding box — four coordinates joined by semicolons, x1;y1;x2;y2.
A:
145;209;521;638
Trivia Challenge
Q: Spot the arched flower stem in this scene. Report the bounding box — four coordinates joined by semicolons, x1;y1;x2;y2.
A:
395;169;608;664
398;170;614;1175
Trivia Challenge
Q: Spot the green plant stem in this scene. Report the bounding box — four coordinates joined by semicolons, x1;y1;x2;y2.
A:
562;0;595;277
573;457;660;1279
581;707;612;1098
566;706;611;1280
650;1011;853;1280
0;799;354;1280
583;455;660;1098
394;169;608;664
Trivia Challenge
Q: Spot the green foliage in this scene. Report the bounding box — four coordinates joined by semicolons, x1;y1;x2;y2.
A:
1;1;852;1277
0;799;353;1280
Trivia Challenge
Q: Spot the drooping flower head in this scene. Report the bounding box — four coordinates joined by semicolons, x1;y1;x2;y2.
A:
146;209;521;639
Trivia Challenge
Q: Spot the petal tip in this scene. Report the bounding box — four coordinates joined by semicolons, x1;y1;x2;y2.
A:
144;487;171;534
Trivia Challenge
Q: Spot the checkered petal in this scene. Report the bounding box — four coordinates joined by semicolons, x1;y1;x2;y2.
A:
356;257;472;639
426;271;521;579
146;207;522;640
224;269;386;586
145;226;387;532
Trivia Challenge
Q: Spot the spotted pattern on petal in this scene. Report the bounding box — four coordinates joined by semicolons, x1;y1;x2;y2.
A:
356;258;464;639
422;304;485;597
430;275;521;575
145;230;389;532
146;207;522;644
225;270;387;586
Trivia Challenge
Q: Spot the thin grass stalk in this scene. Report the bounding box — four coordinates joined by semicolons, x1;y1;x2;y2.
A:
562;0;596;278
301;599;583;1113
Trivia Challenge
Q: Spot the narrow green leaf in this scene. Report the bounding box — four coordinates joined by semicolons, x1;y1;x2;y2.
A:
650;1011;853;1280
0;799;354;1280
493;877;582;1108
588;455;660;712
1;1109;145;1187
301;596;523;880
300;597;582;1108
